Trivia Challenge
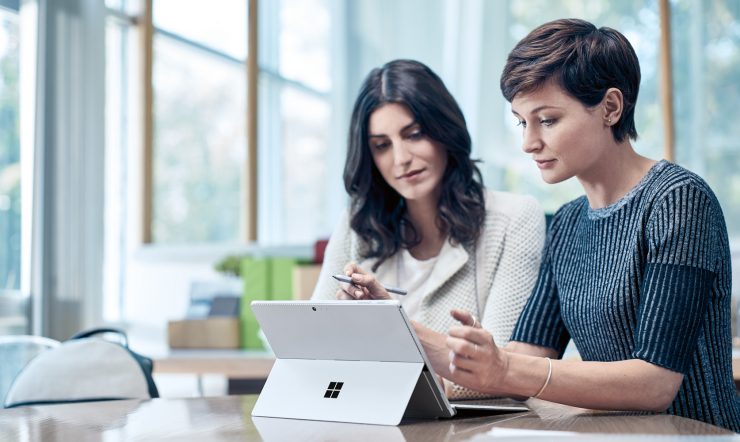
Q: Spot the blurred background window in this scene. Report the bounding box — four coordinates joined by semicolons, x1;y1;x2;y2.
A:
150;0;247;244
147;0;335;246
104;0;138;322
140;0;667;248
257;0;333;245
96;0;739;339
671;0;740;240
0;0;23;335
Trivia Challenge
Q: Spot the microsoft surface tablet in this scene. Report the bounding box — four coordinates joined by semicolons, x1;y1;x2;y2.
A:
251;300;527;425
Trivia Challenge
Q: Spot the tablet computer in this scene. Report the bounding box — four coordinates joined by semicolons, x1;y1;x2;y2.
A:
250;300;527;425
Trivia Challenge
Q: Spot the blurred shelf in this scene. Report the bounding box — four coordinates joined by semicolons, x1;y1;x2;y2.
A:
153;349;274;378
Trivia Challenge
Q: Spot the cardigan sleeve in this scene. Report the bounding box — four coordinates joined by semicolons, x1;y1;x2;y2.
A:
481;195;545;346
510;207;572;356
447;195;546;400
311;210;354;300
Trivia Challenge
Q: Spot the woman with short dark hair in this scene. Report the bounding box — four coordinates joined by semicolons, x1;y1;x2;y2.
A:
312;59;546;398
445;19;739;430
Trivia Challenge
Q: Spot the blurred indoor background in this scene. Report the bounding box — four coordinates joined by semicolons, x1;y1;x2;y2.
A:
0;0;738;381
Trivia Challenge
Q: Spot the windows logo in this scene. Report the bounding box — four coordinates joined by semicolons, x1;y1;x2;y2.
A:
324;381;344;398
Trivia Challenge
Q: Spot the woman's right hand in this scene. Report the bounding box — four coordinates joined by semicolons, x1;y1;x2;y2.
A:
445;317;510;396
335;262;392;300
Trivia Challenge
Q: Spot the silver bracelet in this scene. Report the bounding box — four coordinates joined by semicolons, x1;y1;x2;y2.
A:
533;357;552;399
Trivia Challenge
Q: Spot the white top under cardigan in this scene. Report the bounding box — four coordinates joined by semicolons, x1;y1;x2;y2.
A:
397;248;439;320
311;190;546;398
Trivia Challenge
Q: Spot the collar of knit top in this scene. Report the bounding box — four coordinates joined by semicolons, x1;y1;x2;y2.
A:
586;160;669;220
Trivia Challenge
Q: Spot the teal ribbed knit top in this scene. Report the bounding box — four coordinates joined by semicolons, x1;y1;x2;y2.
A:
512;160;740;431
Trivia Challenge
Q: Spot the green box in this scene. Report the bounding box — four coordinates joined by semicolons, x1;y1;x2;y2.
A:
239;257;297;349
270;258;296;301
241;258;270;349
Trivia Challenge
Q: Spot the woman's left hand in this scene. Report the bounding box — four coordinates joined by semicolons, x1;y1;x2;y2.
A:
445;311;510;396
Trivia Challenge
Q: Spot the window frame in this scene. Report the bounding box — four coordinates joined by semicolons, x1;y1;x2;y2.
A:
140;0;335;248
140;0;256;245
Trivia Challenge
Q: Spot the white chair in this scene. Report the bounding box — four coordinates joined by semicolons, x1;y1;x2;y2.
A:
3;328;159;408
0;335;60;405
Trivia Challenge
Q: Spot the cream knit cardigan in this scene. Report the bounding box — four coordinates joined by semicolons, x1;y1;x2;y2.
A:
312;190;545;398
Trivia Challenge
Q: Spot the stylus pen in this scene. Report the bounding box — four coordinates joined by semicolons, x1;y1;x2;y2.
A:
332;274;407;296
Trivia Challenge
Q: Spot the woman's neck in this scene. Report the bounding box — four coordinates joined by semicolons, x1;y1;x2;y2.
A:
577;141;657;209
405;196;445;260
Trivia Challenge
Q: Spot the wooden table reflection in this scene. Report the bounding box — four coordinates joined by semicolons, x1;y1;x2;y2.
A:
0;395;736;441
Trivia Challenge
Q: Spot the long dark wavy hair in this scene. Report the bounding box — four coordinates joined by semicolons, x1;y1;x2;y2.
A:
344;59;485;271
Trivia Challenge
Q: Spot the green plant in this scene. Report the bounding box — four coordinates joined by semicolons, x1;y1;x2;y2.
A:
214;255;244;277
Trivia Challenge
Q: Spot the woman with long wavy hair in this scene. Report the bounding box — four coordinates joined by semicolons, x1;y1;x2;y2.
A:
312;59;545;398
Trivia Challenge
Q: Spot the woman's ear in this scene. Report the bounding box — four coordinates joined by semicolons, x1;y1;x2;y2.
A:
602;88;624;127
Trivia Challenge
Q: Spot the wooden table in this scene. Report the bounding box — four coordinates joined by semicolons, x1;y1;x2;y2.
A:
0;395;735;441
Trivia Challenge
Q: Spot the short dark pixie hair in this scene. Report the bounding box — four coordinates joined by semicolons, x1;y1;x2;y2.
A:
500;18;640;142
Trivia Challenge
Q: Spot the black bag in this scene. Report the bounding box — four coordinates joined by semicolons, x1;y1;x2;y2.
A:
4;328;159;408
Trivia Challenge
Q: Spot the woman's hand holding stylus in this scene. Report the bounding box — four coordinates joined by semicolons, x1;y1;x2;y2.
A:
335;262;392;300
